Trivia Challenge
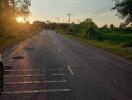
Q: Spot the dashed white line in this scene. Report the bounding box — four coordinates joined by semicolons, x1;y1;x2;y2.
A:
67;65;74;75
2;89;71;94
4;80;67;85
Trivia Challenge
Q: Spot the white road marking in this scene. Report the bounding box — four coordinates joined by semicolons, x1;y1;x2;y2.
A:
51;74;65;76
91;57;97;60
4;80;67;85
4;74;65;77
48;68;63;71
2;89;71;94
4;74;45;77
4;69;40;72
58;48;61;53
67;65;74;75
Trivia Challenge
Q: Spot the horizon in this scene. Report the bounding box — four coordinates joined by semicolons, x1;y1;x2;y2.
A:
29;0;123;27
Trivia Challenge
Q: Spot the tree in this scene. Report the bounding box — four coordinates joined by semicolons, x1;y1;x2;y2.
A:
113;0;132;26
81;18;98;39
81;18;92;25
102;24;108;29
16;0;31;23
119;22;126;29
110;24;115;30
0;0;31;36
0;0;16;35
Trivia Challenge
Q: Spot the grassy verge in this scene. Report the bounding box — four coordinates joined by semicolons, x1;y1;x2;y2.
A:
60;32;132;60
0;32;35;52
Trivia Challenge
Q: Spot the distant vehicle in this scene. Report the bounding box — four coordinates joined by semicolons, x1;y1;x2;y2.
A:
0;54;3;93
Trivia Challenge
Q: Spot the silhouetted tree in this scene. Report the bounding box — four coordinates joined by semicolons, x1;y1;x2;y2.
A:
110;24;115;30
119;22;126;29
0;0;31;36
16;0;31;23
113;0;132;26
81;18;98;39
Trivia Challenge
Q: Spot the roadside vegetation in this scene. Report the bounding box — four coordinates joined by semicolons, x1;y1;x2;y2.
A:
32;0;132;60
0;0;132;60
0;0;39;51
58;18;132;60
33;18;132;60
57;0;132;60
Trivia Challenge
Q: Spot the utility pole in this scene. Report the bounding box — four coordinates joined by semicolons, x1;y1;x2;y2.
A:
56;17;60;24
55;17;60;29
46;21;51;30
77;19;80;24
67;14;72;24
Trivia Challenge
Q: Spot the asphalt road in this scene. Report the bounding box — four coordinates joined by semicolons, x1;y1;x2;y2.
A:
0;30;132;100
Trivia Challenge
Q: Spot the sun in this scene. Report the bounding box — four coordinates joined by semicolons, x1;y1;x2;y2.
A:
16;16;24;23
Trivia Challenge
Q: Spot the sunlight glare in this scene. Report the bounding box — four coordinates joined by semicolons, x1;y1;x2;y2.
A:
16;16;24;23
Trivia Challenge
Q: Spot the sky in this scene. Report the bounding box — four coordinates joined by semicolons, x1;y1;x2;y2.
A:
30;0;123;27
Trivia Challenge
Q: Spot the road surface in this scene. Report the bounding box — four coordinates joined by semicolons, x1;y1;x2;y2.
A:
0;30;132;100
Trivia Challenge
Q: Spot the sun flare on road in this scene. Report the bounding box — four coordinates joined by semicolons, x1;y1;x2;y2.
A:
16;16;24;23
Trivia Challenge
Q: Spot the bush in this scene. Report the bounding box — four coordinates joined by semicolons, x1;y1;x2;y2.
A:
83;22;98;39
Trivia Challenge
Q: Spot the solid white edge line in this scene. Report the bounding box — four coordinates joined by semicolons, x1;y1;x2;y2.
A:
2;89;71;94
67;65;74;75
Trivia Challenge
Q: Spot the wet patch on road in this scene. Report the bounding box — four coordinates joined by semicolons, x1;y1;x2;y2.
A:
25;47;35;51
4;66;13;70
12;56;24;60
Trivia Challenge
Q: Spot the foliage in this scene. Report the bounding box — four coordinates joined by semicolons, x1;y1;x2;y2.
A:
0;0;31;37
110;24;115;30
113;0;132;26
58;18;99;39
57;18;132;47
16;0;31;23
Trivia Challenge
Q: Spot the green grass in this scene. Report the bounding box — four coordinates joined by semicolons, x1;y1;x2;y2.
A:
60;32;132;60
0;32;34;52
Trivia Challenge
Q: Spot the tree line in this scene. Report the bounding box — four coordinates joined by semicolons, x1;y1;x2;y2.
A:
32;0;132;47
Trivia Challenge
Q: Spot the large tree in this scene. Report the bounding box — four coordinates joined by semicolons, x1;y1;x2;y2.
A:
113;0;132;26
0;0;16;35
0;0;31;36
16;0;31;23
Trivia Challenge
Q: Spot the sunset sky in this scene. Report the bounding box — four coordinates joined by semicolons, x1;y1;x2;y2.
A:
30;0;123;27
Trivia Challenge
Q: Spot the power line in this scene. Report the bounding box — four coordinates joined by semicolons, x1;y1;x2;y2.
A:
93;11;113;19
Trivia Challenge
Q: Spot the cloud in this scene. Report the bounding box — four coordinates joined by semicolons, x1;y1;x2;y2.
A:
71;0;81;4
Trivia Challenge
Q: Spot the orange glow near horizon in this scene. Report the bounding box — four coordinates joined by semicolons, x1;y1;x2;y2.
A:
16;16;24;23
